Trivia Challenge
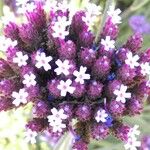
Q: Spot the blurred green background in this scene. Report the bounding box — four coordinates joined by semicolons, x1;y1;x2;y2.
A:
0;0;150;150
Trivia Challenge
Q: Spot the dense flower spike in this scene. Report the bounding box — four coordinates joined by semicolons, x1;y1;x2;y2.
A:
0;2;150;150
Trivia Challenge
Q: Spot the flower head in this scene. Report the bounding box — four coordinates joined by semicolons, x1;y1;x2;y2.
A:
140;62;150;76
114;84;131;103
25;129;38;144
73;66;90;84
47;108;67;133
95;109;108;123
35;52;53;71
125;52;139;69
101;36;115;51
12;88;28;106
57;79;75;96
13;51;28;67
107;5;121;24
54;59;71;76
23;73;36;87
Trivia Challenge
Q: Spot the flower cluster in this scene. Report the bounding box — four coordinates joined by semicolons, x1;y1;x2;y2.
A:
0;1;150;150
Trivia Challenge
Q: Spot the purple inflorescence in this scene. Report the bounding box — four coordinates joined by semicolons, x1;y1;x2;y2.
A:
0;1;150;150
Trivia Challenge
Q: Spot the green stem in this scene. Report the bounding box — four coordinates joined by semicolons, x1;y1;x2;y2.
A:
36;136;41;150
94;0;113;45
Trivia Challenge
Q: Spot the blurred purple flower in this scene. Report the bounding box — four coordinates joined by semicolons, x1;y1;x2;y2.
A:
141;136;150;150
129;15;150;34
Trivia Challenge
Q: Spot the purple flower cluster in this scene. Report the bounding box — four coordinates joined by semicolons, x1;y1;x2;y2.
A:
129;15;150;34
141;136;150;150
0;2;150;149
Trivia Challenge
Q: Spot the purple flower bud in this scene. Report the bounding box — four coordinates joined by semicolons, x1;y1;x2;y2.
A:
0;59;14;78
72;82;85;98
93;56;111;78
71;11;88;35
58;40;76;59
108;100;125;117
126;97;143;116
87;81;103;99
78;31;94;48
26;118;48;132
0;79;20;96
75;104;91;121
48;79;61;98
4;22;20;41
114;124;130;142
79;48;97;67
91;123;109;140
101;17;119;40
59;103;74;119
33;100;50;118
26;86;40;102
106;80;122;98
26;3;46;30
0;97;13;111
19;23;39;47
115;48;130;63
123;33;143;53
72;139;88;150
117;64;136;85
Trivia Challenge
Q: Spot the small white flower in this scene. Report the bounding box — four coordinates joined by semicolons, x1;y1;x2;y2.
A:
23;73;36;87
128;125;140;139
125;52;139;69
54;59;71;76
0;36;17;52
12;88;28;106
73;66;90;84
86;2;101;16
82;13;96;29
16;0;29;6
124;137;141;150
52;16;71;39
140;62;150;76
101;36;115;51
47;108;67;133
57;79;75;96
35;52;53;71
107;5;122;24
25;129;38;144
13;51;28;67
114;84;131;103
95;109;108;123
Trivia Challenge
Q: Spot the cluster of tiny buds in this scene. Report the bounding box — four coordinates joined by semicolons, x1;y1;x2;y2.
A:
0;1;150;150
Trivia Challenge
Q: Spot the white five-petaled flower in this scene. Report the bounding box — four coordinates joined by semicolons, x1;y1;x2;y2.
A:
125;52;140;69
114;84;131;103
25;129;38;144
82;13;96;29
107;5;122;24
0;36;17;52
35;52;53;71
23;73;36;87
52;16;71;39
12;88;28;106
140;62;150;76
124;125;141;150
47;108;67;133
73;66;90;84
54;59;71;76
124;137;141;150
86;2;101;16
101;36;115;51
57;79;75;96
128;125;140;139
95;109;108;123
13;51;28;67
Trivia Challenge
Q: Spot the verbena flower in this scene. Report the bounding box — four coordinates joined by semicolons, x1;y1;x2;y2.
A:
129;15;150;34
0;1;150;150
